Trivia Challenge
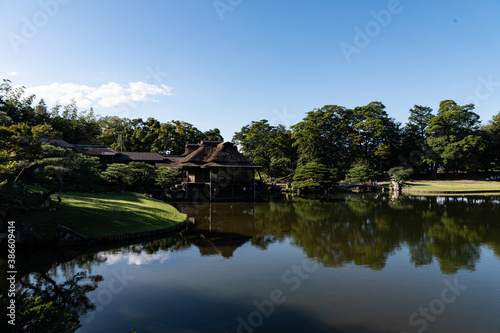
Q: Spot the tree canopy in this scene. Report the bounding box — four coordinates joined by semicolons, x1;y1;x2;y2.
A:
233;119;297;179
425;100;484;172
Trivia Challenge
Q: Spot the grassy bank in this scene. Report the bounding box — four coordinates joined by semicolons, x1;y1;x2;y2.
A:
404;180;500;193
19;188;186;241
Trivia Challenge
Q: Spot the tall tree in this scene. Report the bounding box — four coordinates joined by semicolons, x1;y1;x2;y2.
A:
425;100;483;172
0;80;36;124
352;102;401;171
405;105;434;145
233;120;297;179
483;111;500;170
402;105;434;174
96;116;134;150
291;105;354;172
202;128;224;141
49;101;101;144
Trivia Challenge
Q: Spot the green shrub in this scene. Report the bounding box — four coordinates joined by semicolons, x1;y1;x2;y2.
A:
388;166;414;182
345;160;380;183
292;162;336;193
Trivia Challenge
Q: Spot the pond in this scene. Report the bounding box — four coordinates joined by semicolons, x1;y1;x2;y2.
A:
7;194;500;333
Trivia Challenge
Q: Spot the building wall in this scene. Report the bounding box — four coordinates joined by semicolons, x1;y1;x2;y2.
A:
182;167;256;201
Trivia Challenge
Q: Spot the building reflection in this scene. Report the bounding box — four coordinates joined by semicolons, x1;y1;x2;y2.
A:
178;202;256;258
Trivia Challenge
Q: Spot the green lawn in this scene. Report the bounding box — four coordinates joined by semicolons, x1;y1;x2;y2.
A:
404;180;500;193
19;189;186;240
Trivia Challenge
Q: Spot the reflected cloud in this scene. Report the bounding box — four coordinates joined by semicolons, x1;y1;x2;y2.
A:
104;251;171;266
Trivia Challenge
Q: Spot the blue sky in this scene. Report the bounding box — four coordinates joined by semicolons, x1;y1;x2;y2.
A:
1;0;500;141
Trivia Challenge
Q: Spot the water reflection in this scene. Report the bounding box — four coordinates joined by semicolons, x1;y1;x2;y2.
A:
180;203;255;258
3;194;499;332
176;195;500;273
1;254;105;332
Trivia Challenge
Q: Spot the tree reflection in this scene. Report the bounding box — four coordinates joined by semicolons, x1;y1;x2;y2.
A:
288;197;400;270
3;196;498;331
2;237;187;333
250;195;500;273
0;254;105;333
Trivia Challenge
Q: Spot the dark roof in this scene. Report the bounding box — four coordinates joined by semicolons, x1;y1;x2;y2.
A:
40;137;74;148
73;145;117;156
115;151;165;162
156;155;183;168
179;141;259;168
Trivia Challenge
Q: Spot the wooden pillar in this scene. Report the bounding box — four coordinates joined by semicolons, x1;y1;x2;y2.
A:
253;169;256;200
209;169;213;201
185;170;189;200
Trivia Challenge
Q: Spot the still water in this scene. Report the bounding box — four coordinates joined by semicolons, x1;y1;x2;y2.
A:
12;195;500;332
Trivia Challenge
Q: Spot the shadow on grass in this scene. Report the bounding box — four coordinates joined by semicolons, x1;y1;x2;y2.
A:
19;193;185;240
61;192;145;204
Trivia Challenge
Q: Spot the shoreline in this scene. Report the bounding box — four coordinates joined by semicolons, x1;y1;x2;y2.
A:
8;190;189;248
93;218;192;245
402;189;500;194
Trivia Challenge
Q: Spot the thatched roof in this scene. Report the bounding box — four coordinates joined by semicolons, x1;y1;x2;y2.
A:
182;144;200;156
73;145;117;156
180;141;220;164
207;141;251;164
179;141;259;168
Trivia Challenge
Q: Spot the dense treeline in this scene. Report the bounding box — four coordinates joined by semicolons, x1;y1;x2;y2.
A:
2;78;500;191
0;79;222;191
234;101;500;185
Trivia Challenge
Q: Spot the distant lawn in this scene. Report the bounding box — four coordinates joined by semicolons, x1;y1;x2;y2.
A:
404;180;500;193
18;189;186;241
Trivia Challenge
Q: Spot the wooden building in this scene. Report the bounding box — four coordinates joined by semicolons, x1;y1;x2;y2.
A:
72;145;165;165
41;137;260;201
162;141;261;201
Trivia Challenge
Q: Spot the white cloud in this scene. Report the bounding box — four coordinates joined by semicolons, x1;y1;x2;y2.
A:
6;71;18;77
23;81;172;109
